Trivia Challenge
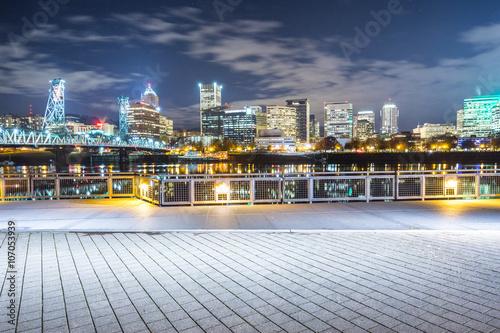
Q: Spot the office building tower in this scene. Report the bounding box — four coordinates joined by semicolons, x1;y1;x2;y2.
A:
159;115;174;137
199;83;222;134
456;109;464;136
324;102;353;138
223;107;257;144
462;95;500;137
255;110;267;137
201;105;232;137
127;102;162;139
286;98;310;143
141;83;160;110
493;103;500;138
309;114;320;141
266;106;297;139
354;110;375;139
355;120;375;141
380;102;399;135
199;83;222;111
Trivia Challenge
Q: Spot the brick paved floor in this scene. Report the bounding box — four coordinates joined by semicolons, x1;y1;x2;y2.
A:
1;231;499;332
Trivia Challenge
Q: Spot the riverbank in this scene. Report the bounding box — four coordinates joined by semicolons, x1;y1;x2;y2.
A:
227;151;500;165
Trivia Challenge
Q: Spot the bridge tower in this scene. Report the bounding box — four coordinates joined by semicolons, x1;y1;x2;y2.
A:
43;78;67;132
118;95;130;138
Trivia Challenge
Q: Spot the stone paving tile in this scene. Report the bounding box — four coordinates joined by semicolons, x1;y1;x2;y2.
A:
0;231;499;333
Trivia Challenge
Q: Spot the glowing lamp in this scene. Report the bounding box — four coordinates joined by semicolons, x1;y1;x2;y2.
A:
216;182;230;194
445;177;458;189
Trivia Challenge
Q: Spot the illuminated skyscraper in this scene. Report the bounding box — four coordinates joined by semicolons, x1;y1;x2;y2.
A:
201;105;232;137
127;102;162;139
493;104;500;138
266;106;297;139
456;109;464;136
223;107;257;144
463;95;500;137
354;111;375;139
309;114;320;141
141;83;160;110
380;102;399;135
199;83;222;134
199;83;222;110
324;102;353;138
286;98;310;143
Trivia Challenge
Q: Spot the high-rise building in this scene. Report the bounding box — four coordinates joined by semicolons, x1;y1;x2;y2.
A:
199;83;222;134
493;103;500;138
462;95;500;137
356;120;375;141
354;111;375;139
309;114;320;141
141;83;160;110
199;83;222;111
127;102;162;139
266;106;297;139
159;115;173;137
324;102;353;138
201;105;232;137
380;102;399;135
286;98;310;143
223;107;257;144
255;109;267;138
456;109;464;136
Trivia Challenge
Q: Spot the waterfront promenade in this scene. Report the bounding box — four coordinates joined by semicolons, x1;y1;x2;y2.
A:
1;199;500;332
1;198;500;231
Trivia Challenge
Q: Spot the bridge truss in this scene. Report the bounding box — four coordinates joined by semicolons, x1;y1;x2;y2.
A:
0;128;166;150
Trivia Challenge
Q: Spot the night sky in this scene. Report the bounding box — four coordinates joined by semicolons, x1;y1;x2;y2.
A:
2;0;500;131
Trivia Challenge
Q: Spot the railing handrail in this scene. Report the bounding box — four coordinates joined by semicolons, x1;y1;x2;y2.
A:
2;169;500;179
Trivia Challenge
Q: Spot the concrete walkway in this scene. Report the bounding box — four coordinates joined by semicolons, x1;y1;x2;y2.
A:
1;198;500;231
1;231;499;332
1;199;500;332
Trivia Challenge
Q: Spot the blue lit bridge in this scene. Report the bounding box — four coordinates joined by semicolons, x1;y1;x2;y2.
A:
0;128;166;150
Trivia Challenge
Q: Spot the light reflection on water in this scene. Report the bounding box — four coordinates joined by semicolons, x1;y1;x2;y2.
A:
1;162;497;175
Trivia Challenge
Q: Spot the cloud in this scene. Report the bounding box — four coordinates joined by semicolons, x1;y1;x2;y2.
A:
3;6;500;130
0;41;130;96
461;23;500;49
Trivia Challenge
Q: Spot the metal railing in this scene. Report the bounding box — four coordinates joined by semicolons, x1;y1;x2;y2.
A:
1;169;500;205
0;173;135;201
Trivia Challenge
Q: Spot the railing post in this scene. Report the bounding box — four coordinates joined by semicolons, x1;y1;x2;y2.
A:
365;175;370;203
1;178;4;202
190;179;195;206
280;175;284;204
56;175;60;200
159;178;164;206
394;173;397;201
395;174;399;201
250;179;254;205
30;177;34;200
108;175;113;199
476;174;480;200
421;174;426;201
27;175;31;200
309;176;313;204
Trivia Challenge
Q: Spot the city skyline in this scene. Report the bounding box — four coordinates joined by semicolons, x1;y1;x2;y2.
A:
2;1;500;131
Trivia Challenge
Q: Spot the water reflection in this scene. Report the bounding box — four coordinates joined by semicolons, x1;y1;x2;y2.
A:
1;162;498;175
